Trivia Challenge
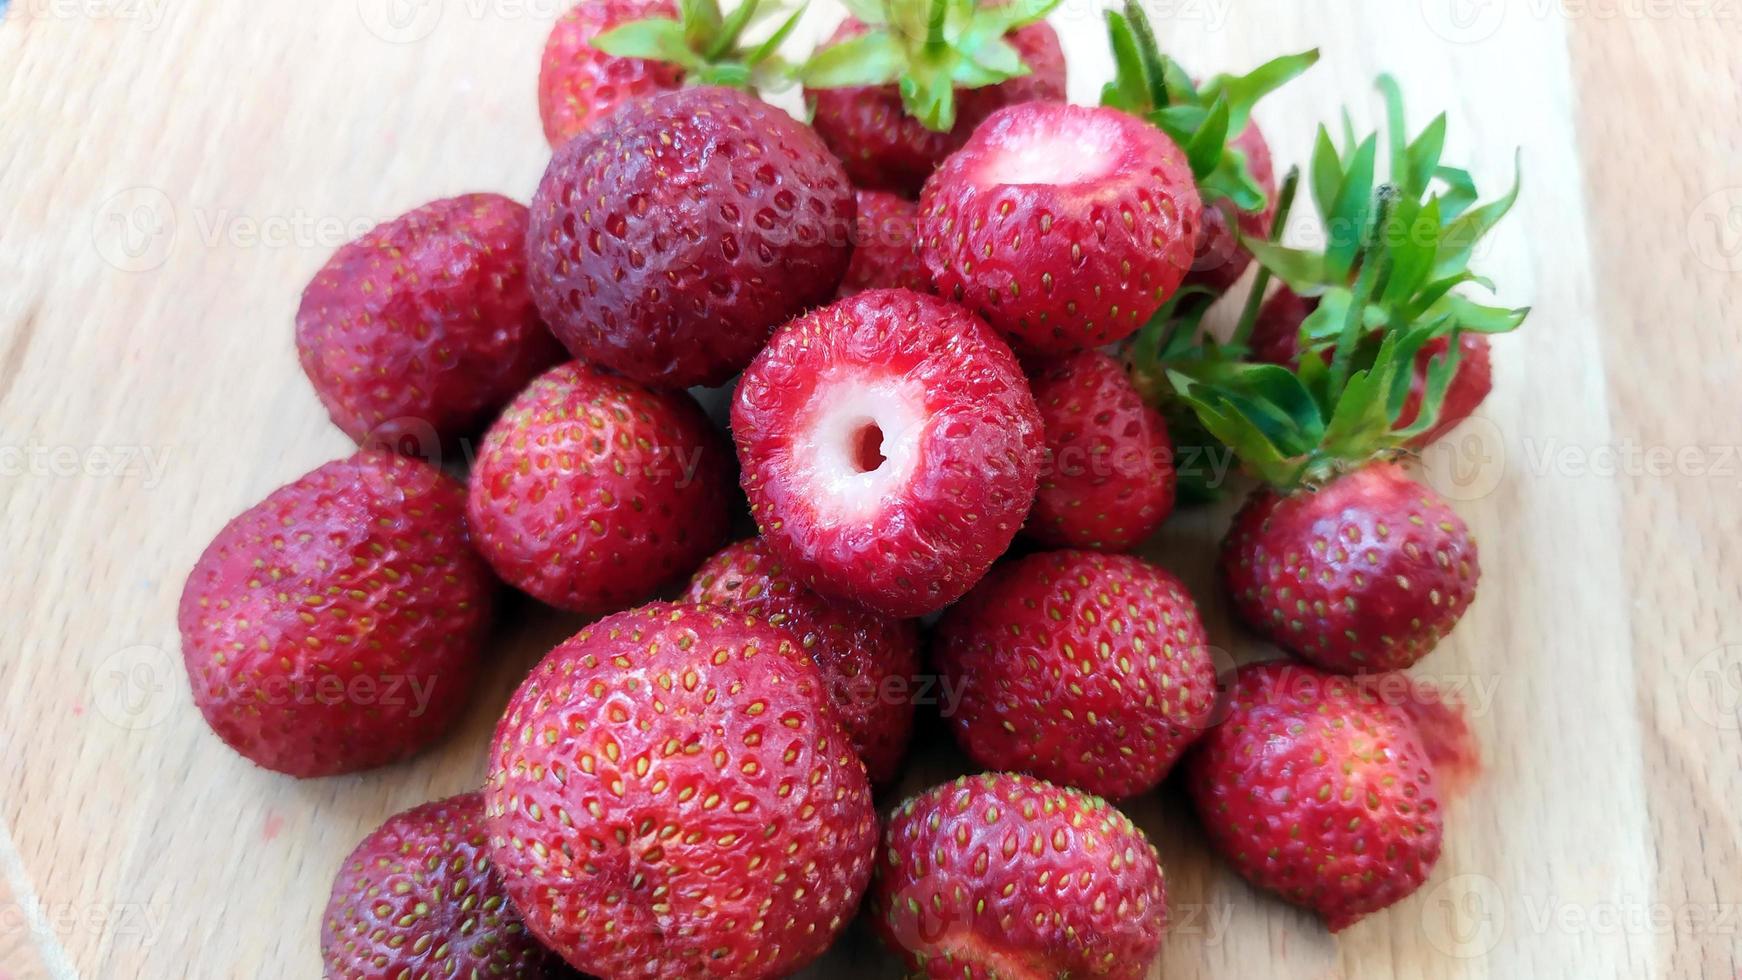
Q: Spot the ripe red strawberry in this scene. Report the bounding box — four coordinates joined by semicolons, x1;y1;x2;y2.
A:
806;18;1066;197
321;793;565;979
295;194;564;454
178;451;494;778
1222;462;1478;674
1183;122;1276;295
537;0;682;149
919;102;1202;356
682;538;919;785
839;189;933;297
467;361;731;615
483;602;876;978
1248;287;1494;448
526;86;854;388
732;288;1044;617
1026;350;1175;550
869;772;1168;979
1185;661;1444;931
934;551;1217;799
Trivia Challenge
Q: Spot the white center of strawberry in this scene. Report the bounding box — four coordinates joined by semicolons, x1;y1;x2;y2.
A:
795;372;926;521
974;111;1123;187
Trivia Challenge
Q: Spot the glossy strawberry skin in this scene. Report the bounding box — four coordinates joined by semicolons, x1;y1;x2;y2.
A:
1026;350;1175;550
1248;288;1494;448
1221;462;1479;674
732;288;1044;617
483;602;877;979
682;538;920;785
839;189;933;297
178;451;494;778
934;551;1217;799
295;194;565;453
527;86;855;388
920;103;1202;356
538;0;683;149
869;773;1168;980
1182;122;1276;296
466;361;730;615
1185;661;1444;931
807;19;1066;198
321;793;565;979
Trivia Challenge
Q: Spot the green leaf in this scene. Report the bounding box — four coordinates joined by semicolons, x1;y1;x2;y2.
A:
1184;96;1232;179
1376;74;1409;194
1244;240;1332;293
1440;294;1529;333
681;0;724;50
965;35;1025;77
1381;196;1440;309
1404;113;1447;199
1433;166;1478;219
899;70;956;131
694;62;753;86
592;17;704;68
1321;330;1401;459
1119;0;1173;110
1310;126;1342;226
745;6;805;67
798;30;907;87
839;0;887;25
1432;150;1521;279
1207;48;1319;132
1100;11;1149;112
709;0;763;58
1324;134;1377;281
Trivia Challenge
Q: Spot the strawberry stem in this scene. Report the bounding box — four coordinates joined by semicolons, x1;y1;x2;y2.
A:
1230;166;1301;349
1328;184;1398;391
925;0;948;53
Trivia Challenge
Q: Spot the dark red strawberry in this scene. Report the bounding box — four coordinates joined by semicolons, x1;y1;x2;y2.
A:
526;86;854;388
1221;462;1478;674
682;538;919;785
1186;661;1444;931
295;194;564;454
1027;350;1175;550
839;189;933;297
869;772;1168;979
732;288;1043;617
934;551;1217;799
466;361;731;614
321;793;565;979
1184;122;1276;295
805;17;1065;197
919;102;1202;356
178;451;494;778
483;602;876;978
537;0;682;148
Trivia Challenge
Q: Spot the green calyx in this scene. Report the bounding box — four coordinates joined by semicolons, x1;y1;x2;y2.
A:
1101;0;1317;211
591;0;807;91
796;0;1061;131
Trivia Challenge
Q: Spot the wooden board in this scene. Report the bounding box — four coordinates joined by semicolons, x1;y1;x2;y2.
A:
2;0;1738;976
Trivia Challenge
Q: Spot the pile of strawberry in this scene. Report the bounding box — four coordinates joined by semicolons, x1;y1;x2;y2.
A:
177;0;1527;975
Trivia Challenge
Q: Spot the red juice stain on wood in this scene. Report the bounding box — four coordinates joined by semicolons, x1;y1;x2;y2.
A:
262;812;285;842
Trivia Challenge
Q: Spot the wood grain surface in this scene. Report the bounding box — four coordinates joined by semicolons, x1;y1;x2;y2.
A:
2;0;1739;976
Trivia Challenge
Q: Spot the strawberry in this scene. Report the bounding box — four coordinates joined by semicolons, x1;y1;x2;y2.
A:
934;551;1217;799
732;288;1043;617
483;602;877;978
681;537;920;785
177;451;494;778
321;793;565;979
526;86;855;388
295;193;564;455
466;361;731;615
803;11;1066;197
1185;661;1444;931
1026;350;1175;551
918;101;1203;356
1221;461;1478;674
869;772;1168;979
1186;121;1276;294
839;189;933;297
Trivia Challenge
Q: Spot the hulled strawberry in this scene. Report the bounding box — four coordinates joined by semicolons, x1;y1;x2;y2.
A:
483;603;877;978
526;86;854;388
934;551;1217;799
466;361;731;615
870;773;1168;979
321;793;565;979
919;102;1202;355
1185;661;1444;931
839;189;933;297
178;451;494;777
801;3;1066;197
1027;350;1175;551
1222;462;1477;674
682;537;920;785
732;288;1043;617
538;0;802;148
295;193;564;454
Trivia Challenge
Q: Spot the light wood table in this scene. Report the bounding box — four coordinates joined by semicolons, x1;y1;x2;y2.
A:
2;0;1738;976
